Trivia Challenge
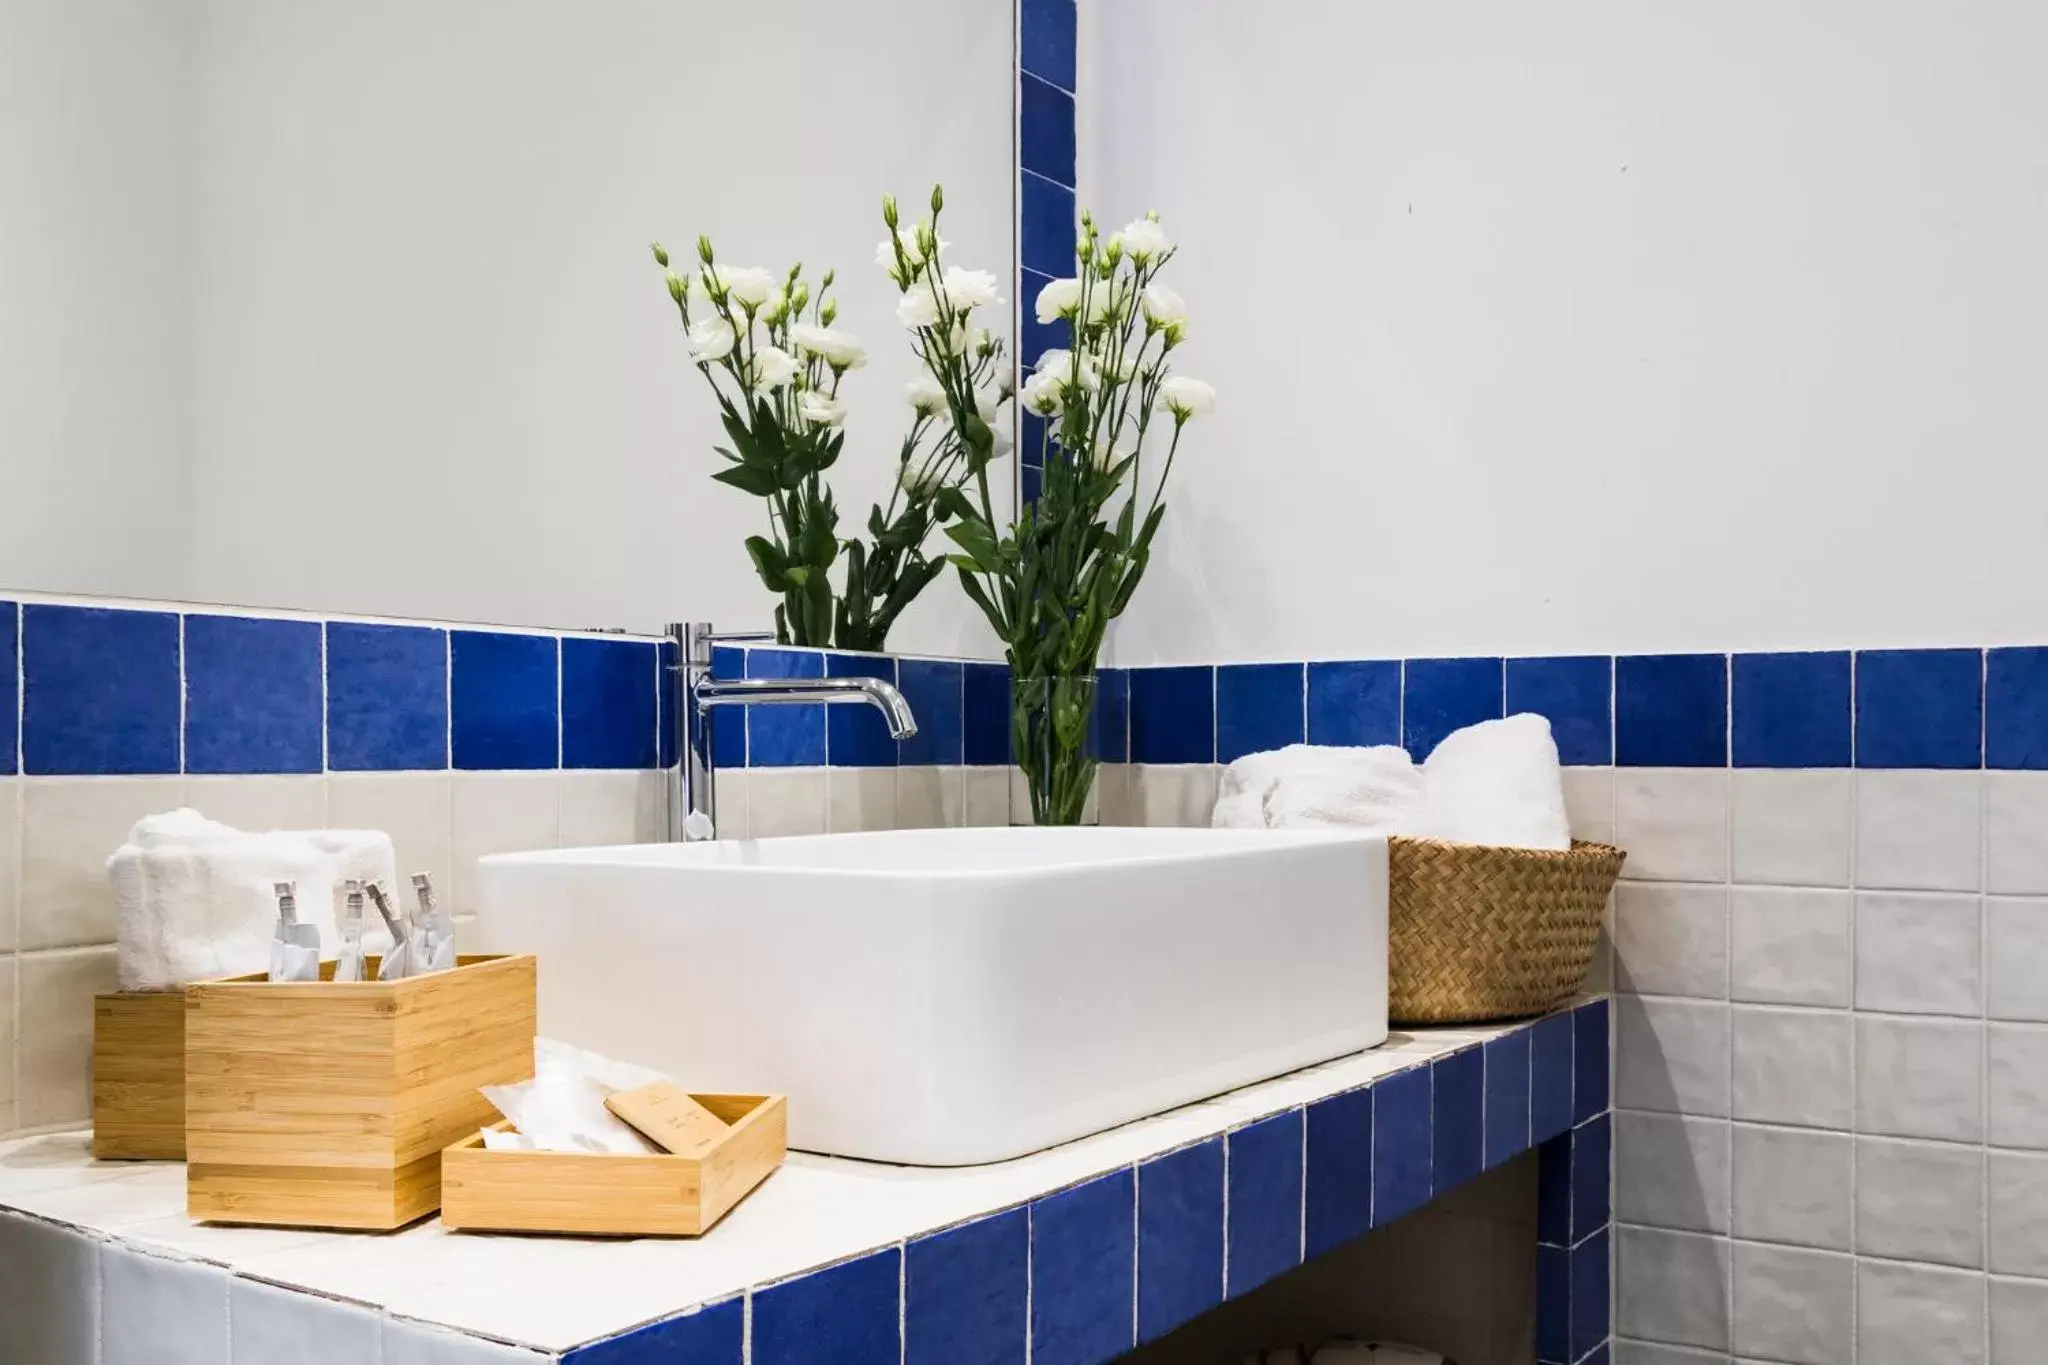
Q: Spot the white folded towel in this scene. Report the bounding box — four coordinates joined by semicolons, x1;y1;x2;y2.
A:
1415;712;1572;851
106;811;399;990
1213;743;1425;833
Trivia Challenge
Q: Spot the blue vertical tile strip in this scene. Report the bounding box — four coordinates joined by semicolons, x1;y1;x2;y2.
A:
1989;646;2048;769
1731;650;1851;768
1020;461;1043;510
660;639;681;770
1536;1130;1571;1249
826;653;899;768
1304;1086;1373;1259
562;637;659;770
1130;666;1214;764
1615;653;1726;767
1483;1031;1532;1170
1031;1170;1136;1365
746;648;826;767
1535;1238;1570;1365
1093;668;1130;763
561;1297;743;1365
1019;0;1077;90
1370;1067;1432;1226
1403;657;1505;759
1225;1110;1304;1297
752;1248;900;1365
0;604;14;774
183;615;323;775
1570;1114;1611;1244
1215;663;1304;763
1020;174;1077;279
1019;74;1076;185
1506;656;1613;766
1573;998;1610;1123
1531;1012;1575;1143
964;661;1012;765
1855;647;1982;768
1306;660;1400;747
709;644;745;769
904;1209;1027;1365
326;622;448;772
22;605;181;775
451;630;560;770
897;659;965;766
1136;1140;1224;1342
1569;1227;1611;1363
1430;1048;1484;1194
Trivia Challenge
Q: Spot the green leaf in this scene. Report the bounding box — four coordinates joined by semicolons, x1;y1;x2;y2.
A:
743;535;790;591
720;411;756;460
800;511;839;571
711;464;781;497
944;519;1001;573
713;445;743;465
933;486;976;522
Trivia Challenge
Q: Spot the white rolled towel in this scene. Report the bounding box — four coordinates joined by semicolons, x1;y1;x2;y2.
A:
1214;743;1424;832
1415;712;1571;851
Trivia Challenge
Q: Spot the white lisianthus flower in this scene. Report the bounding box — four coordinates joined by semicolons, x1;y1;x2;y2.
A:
941;267;1003;312
905;379;947;416
760;289;790;324
1158;375;1216;420
687;272;716;311
1035;277;1083;323
974;385;1007;425
1141;283;1187;328
1037;348;1100;393
899;455;947;496
712;266;778;309
1118;216;1173;262
1020;370;1066;417
686;316;736;362
787;324;867;370
749;345;801;393
896;290;940;330
797;391;845;427
1088;347;1138;382
988;421;1014;459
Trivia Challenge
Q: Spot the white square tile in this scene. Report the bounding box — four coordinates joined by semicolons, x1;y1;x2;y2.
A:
1731;1123;1852;1251
1614;1110;1728;1233
0;1210;98;1363
1856;1136;1984;1268
711;768;750;838
1561;765;1615;845
0;779;19;953
21;776;185;949
103;1244;228;1365
746;769;828;837
1732;768;1852;888
1855;891;1983;1015
326;772;452;911
1616;996;1730;1117
450;772;560;915
1615;1225;1730;1352
1991;1151;2048;1277
1615;768;1729;882
557;770;666;849
1989;897;2048;1022
1858;1260;1985;1365
1092;764;1132;828
1856;770;1983;892
382;1319;550;1364
963;767;1009;827
1732;1005;1851;1129
1992;1275;2048;1364
1988;771;2048;894
182;776;327;835
1857;1015;1985;1143
895;766;949;830
1131;764;1220;828
19;945;118;1127
1991;1024;2048;1150
1614;883;1728;999
1730;887;1851;1006
827;768;899;833
1732;1241;1852;1365
230;1276;384;1365
0;957;16;1122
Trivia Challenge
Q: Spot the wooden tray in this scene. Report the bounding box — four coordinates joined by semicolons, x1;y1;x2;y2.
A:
184;954;536;1231
440;1093;786;1237
93;989;189;1160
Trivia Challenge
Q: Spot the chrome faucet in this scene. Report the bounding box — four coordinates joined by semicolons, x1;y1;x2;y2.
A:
668;622;918;841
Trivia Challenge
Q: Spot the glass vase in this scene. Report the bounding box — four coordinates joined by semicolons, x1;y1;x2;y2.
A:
1011;674;1099;827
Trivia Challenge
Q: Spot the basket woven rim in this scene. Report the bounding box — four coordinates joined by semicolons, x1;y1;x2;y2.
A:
1388;835;1622;858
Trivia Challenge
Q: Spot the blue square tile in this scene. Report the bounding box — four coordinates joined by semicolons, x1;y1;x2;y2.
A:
1615;654;1727;767
1216;664;1303;763
1573;998;1610;1123
1483;1031;1533;1170
964;662;1011;766
22;605;180;775
905;1209;1026;1365
1137;1139;1223;1342
1020;0;1076;89
1571;1114;1611;1244
1431;1047;1484;1194
1578;1343;1610;1365
1370;1067;1431;1226
1020;461;1043;508
660;639;682;769
1031;1169;1135;1365
898;659;964;766
1021;173;1076;279
325;622;448;772
1855;648;1982;769
1403;657;1504;759
747;648;825;767
562;1297;743;1365
707;645;745;768
1507;656;1612;766
1532;1012;1575;1143
1732;651;1851;768
1569;1227;1611;1361
0;604;15;774
826;654;898;768
1019;74;1076;186
1535;1242;1569;1364
1305;1087;1372;1259
1130;666;1214;764
562;637;658;770
451;630;559;770
183;615;322;775
1986;647;2048;770
1019;271;1069;370
1537;1130;1571;1248
753;1248;900;1365
1225;1110;1302;1297
1305;660;1399;748
1093;668;1130;764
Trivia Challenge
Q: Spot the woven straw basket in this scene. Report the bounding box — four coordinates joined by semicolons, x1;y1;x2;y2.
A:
1386;836;1626;1025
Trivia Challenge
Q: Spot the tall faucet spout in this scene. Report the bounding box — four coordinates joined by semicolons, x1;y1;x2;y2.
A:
694;675;917;740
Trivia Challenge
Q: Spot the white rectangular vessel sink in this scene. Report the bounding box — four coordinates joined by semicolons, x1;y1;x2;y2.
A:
474;826;1388;1165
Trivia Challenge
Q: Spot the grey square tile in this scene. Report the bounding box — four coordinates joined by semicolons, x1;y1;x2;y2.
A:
1855;891;1982;1016
1987;772;2048;894
1615;1225;1731;1352
1615;1110;1729;1234
1616;769;1730;883
1617;996;1731;1118
1615;883;1729;999
1989;898;2048;1022
1732;1242;1852;1365
102;1245;228;1365
1856;769;1983;892
1856;1137;1984;1268
1732;1006;1851;1129
1857;1015;1985;1143
1990;1024;2048;1150
1991;1152;2048;1278
1730;887;1851;1007
1732;1124;1852;1251
1858;1260;1986;1365
1732;768;1852;888
1992;1275;2048;1364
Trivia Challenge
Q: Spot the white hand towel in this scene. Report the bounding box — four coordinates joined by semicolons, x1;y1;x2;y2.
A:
1213;743;1425;831
1416;712;1571;850
1210;790;1268;829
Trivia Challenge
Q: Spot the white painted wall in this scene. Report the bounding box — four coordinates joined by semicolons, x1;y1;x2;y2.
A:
0;0;193;601
1088;0;2048;665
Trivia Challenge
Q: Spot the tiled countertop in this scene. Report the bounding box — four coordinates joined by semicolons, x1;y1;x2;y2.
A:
0;998;1612;1365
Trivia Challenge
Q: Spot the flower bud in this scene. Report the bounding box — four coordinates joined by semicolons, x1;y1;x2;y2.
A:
1076;236;1093;265
650;242;670;267
930;184;945;213
915;222;936;257
821;268;835;289
790;283;810;314
696;234;714;265
1103;238;1124;267
664;269;686;304
821;300;839;325
882;194;899;228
